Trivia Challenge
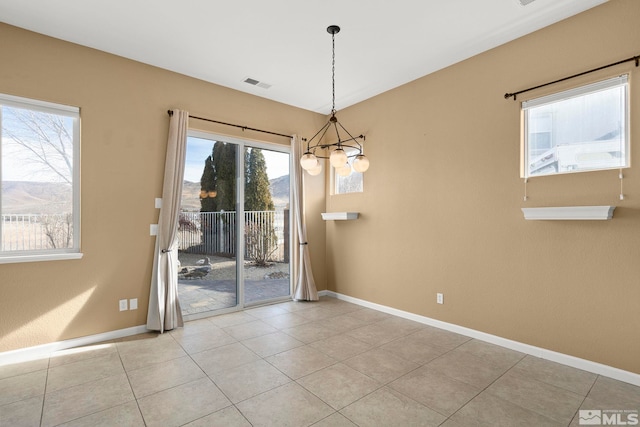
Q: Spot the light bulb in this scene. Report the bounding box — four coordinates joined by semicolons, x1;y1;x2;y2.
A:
353;155;370;173
329;148;348;168
300;153;318;170
336;163;352;177
307;163;323;176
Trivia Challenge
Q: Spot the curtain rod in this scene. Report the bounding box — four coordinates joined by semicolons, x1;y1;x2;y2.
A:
504;54;639;101
167;110;293;139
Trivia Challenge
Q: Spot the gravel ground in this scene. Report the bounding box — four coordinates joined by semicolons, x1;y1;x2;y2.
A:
178;252;289;280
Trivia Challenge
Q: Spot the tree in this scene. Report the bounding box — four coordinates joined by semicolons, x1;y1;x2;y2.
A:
42;213;73;248
199;145;274;212
1;106;76;249
198;145;277;265
245;148;274;212
244;148;276;266
199;141;237;212
1;107;73;184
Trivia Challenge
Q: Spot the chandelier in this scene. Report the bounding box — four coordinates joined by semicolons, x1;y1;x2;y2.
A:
300;25;369;177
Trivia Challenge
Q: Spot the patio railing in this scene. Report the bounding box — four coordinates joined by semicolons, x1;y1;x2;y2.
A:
178;210;289;263
1;213;70;251
2;211;289;263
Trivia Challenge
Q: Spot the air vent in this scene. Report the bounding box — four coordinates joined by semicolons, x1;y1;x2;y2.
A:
243;77;272;89
518;0;536;5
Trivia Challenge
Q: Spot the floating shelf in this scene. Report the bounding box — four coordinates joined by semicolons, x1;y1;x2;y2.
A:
521;206;615;220
321;212;359;221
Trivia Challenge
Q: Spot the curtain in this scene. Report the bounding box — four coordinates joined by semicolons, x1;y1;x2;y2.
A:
291;135;318;301
147;109;188;332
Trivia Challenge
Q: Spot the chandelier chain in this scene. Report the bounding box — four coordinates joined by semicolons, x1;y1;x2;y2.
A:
299;25;367;175
331;31;336;114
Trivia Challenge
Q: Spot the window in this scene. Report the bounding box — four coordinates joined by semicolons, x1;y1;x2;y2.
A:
522;75;629;178
1;93;81;263
333;147;364;195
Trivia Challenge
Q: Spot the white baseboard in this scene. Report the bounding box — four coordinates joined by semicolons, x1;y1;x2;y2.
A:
0;325;148;366
4;292;638;388
323;290;640;387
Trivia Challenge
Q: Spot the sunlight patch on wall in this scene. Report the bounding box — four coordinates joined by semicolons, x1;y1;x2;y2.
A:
1;286;97;353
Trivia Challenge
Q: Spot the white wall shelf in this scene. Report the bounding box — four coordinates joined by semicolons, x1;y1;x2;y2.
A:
321;212;359;221
521;206;615;220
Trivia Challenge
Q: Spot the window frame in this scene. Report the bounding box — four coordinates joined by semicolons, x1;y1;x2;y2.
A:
331;146;364;195
521;75;630;178
0;93;82;264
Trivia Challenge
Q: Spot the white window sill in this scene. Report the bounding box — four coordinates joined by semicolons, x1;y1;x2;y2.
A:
0;252;84;264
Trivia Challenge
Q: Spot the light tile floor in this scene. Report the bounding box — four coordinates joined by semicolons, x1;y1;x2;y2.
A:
1;297;639;426
178;278;290;316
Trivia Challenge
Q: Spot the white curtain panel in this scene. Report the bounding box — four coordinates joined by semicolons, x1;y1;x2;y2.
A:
291;135;319;301
147;109;188;332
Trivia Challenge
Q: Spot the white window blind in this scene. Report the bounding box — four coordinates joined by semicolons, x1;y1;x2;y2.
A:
522;75;629;178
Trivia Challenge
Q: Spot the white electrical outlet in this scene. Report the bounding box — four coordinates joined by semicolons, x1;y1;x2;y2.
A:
119;299;128;311
437;293;444;304
129;298;138;310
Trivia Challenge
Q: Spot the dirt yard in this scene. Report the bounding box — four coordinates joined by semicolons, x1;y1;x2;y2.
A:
178;252;289;280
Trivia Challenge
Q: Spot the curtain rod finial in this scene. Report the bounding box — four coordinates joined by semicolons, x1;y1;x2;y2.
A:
167;110;174;117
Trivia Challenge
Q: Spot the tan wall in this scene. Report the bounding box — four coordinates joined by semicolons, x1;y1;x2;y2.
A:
326;0;640;374
2;0;639;376
0;23;327;352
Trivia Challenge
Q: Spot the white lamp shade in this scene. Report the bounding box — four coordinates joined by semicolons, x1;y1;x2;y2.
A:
300;153;319;170
353;155;370;173
307;162;323;176
336;163;352;177
330;148;348;168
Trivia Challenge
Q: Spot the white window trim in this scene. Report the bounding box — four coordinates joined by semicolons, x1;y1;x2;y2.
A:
0;253;83;264
521;75;630;178
331;146;364;195
0;93;82;262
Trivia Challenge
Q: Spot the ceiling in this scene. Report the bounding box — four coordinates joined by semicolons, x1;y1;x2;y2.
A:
0;0;607;114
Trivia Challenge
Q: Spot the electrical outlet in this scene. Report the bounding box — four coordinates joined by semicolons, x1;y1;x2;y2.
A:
437;293;444;304
129;298;138;310
119;299;128;311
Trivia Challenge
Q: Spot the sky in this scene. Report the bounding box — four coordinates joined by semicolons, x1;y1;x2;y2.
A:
1;108;74;183
184;137;290;183
2;133;289;183
2;138;72;182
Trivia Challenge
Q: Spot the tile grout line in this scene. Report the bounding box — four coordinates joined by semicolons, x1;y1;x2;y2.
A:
438;353;522;425
10;298;632;426
38;356;51;427
566;374;600;427
117;343;149;427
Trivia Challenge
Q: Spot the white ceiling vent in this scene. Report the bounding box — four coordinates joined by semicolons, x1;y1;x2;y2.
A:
243;77;272;89
518;0;537;5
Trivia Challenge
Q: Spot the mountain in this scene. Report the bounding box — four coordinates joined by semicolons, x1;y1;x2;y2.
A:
269;174;290;208
2;176;290;215
180;174;290;212
180;181;202;211
1;181;72;215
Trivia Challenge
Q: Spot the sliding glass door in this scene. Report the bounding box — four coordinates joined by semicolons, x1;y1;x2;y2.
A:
243;146;291;305
177;132;290;319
